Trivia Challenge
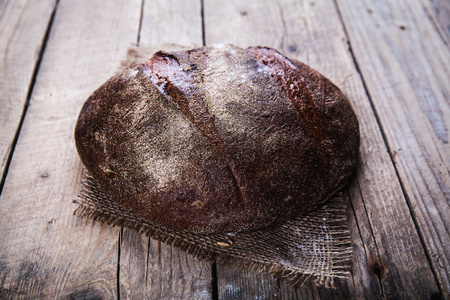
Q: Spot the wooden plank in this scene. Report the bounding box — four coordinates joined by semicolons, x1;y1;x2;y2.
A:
120;229;213;300
0;0;141;298
336;0;450;297
118;1;213;299
217;267;279;299
421;0;450;44
145;239;212;299
204;0;440;298
0;0;56;182
139;0;203;47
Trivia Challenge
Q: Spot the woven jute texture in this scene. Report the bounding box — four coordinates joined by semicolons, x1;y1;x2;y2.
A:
74;174;352;287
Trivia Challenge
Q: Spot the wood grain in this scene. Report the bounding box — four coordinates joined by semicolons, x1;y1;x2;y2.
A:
146;239;213;299
337;0;449;297
117;1;214;299
421;0;450;44
216;266;279;300
0;0;141;298
0;0;56;182
120;229;213;300
205;0;440;298
119;229;148;300
139;0;203;47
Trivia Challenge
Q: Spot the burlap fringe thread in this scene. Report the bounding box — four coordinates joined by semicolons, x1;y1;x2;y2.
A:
74;174;352;288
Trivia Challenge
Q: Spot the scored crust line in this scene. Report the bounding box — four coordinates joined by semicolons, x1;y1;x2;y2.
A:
153;54;247;205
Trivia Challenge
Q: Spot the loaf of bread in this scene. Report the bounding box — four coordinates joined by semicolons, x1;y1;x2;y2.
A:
75;44;359;233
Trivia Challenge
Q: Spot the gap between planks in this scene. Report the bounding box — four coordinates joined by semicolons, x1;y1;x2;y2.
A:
333;0;446;296
335;0;449;296
0;0;60;196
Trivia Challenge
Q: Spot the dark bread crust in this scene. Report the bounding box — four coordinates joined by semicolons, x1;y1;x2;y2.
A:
75;44;359;233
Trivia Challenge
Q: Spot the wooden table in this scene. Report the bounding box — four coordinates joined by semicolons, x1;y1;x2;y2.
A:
0;0;448;299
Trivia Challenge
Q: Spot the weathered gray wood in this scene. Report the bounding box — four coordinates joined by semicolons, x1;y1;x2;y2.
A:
139;0;203;47
119;229;148;300
146;240;213;299
0;0;141;298
0;0;56;180
217;267;279;300
118;1;213;299
120;229;213;300
344;189;382;300
421;0;450;44
337;0;449;297
205;0;440;298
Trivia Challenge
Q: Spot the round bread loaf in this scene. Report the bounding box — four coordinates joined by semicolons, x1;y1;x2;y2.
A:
75;44;359;233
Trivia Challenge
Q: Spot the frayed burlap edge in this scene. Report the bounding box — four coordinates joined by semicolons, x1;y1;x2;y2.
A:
74;173;352;288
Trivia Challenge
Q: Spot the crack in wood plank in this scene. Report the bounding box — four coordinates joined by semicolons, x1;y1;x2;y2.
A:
347;188;385;299
137;0;145;46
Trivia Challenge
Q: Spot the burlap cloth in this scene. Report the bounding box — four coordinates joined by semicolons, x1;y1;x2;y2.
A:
74;173;351;288
74;46;352;288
